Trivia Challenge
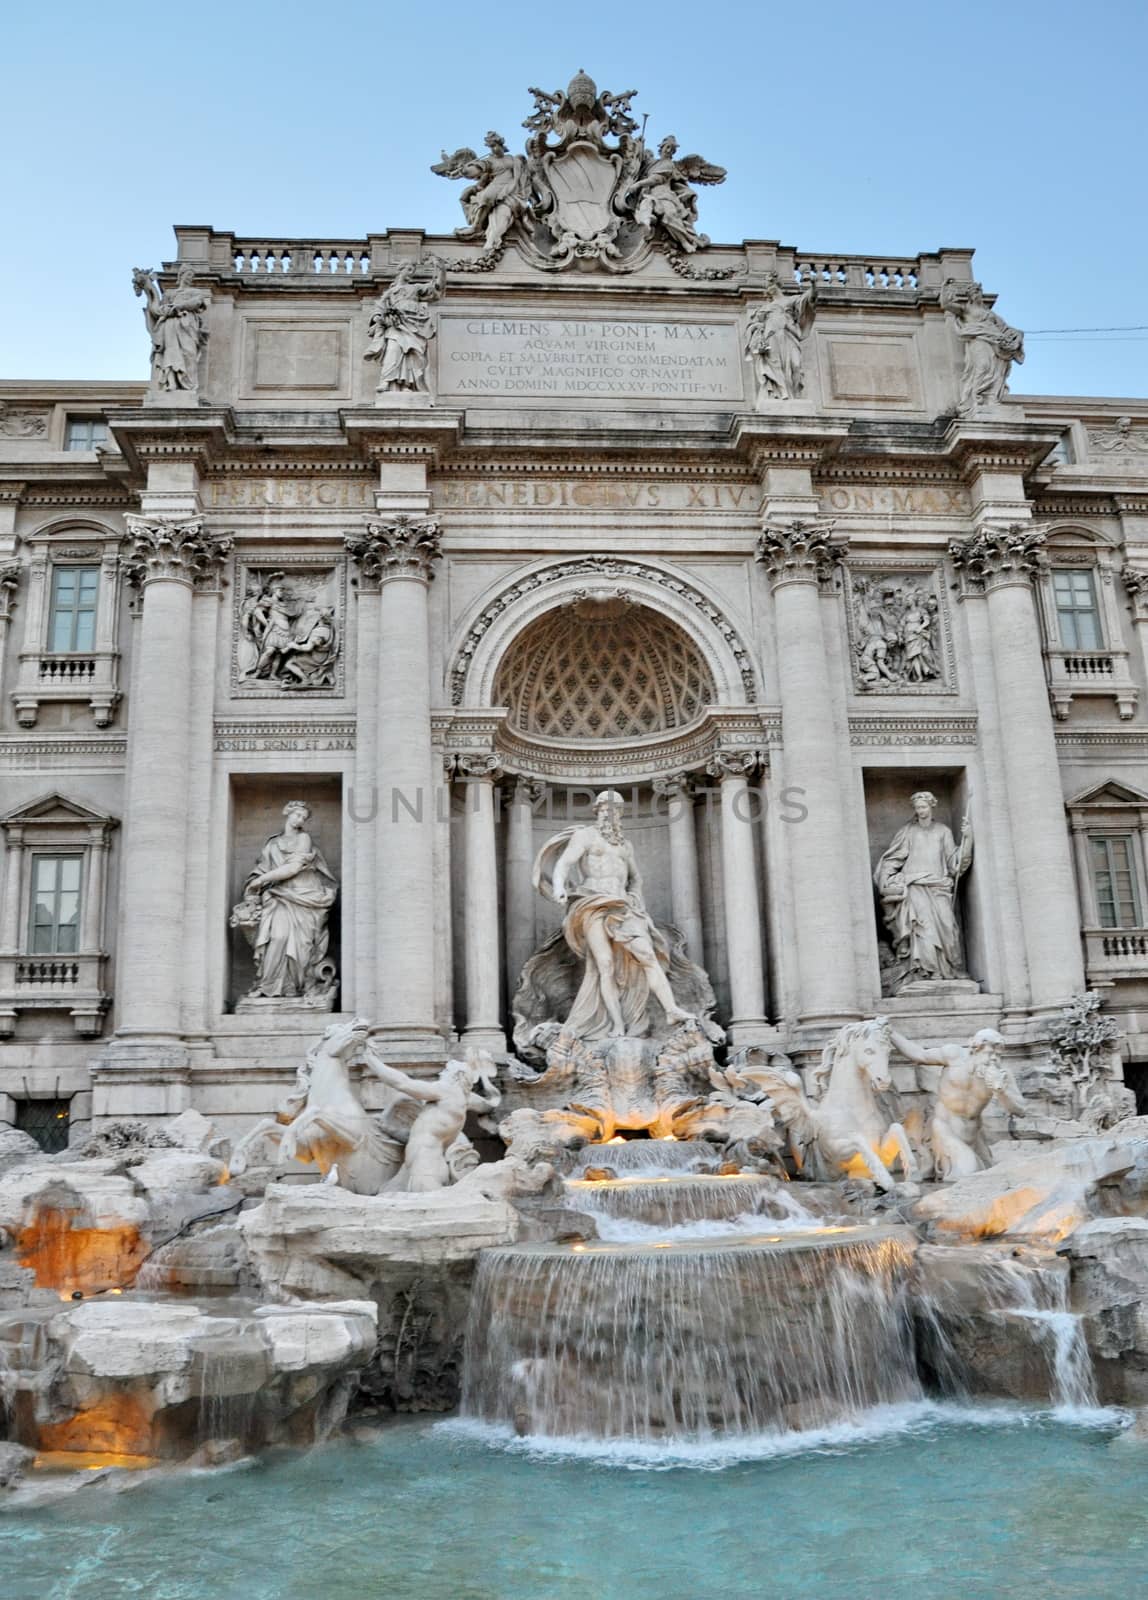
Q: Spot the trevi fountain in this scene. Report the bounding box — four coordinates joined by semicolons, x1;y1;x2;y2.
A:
4;67;1148;1600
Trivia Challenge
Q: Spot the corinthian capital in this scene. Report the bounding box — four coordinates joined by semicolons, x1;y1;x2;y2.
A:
755;518;848;587
344;515;442;586
125;516;232;586
948;523;1047;591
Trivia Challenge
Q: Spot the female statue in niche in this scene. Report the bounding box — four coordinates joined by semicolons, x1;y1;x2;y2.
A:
230;801;338;1010
874;790;972;990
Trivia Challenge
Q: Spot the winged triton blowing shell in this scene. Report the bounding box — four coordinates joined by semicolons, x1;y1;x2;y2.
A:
431;70;726;273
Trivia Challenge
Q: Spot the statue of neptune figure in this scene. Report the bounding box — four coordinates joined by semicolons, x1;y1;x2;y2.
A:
533;790;693;1040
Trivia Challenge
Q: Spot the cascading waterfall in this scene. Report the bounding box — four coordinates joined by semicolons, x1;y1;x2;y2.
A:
568;1142;715;1177
982;1258;1097;1410
568;1173;807;1230
461;1229;920;1442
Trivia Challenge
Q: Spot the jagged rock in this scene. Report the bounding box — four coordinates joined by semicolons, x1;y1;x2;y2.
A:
2;1296;377;1461
136;1222;255;1294
0;1441;34;1487
0;1128;45;1176
912;1137;1143;1241
239;1182;521;1300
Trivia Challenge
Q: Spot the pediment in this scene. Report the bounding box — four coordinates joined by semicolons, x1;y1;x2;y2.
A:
0;791;118;828
1067;780;1148;809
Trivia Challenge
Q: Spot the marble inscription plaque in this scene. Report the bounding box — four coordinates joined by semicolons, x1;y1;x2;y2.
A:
438;317;743;401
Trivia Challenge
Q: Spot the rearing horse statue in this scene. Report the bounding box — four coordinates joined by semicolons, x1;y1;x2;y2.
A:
761;1017;918;1192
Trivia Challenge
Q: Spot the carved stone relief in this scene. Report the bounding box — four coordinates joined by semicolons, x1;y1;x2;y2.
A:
843;562;955;694
232;559;345;698
0;405;49;439
432;69;729;275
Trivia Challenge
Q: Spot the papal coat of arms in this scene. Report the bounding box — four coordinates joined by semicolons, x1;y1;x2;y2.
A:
432;69;726;273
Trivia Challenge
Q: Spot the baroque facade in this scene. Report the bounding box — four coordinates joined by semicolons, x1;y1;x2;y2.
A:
3;70;1148;1142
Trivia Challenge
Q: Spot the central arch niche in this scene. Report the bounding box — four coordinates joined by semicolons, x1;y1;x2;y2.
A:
493;597;716;741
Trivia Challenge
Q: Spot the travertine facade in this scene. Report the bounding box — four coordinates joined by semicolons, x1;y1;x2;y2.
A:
3;71;1148;1141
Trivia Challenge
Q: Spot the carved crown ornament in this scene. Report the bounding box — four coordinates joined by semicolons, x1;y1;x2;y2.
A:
948;523;1047;591
1122;565;1148;620
344;516;443;585
754;519;849;587
123;516;233;587
0;564;19;621
431;69;734;278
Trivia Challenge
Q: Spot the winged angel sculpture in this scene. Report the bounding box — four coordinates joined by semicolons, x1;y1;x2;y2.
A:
432;70;725;272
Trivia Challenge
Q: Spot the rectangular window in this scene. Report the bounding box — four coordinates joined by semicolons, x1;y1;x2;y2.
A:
29;854;83;954
64;417;107;451
1052;568;1102;651
15;1097;71;1154
1090;834;1142;929
48;565;99;653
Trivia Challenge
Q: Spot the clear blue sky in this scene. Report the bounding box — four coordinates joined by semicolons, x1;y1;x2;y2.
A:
3;0;1145;397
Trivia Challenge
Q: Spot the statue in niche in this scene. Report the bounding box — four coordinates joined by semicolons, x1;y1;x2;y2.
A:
890;1025;1025;1180
940;278;1025;415
874;791;972;990
852;576;941;689
132;264;210;393
238;570;339;690
364;258;445;395
431;134;532;255
533;789;694;1040
744;275;818;402
230;800;338;1010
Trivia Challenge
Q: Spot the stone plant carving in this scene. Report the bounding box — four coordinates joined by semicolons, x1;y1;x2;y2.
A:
364;258;445;395
744;275;817;403
874;791;972;991
132;264;210;394
230;801;338;1011
237;569;340;690
757;1017;918;1192
433;69;725;272
1044;991;1135;1130
891;1025;1024;1180
940;278;1024;415
850;574;942;689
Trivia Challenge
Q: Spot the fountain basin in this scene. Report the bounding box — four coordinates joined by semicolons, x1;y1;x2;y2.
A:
462;1225;919;1441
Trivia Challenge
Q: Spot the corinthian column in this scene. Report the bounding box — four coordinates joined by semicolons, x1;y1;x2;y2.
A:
345;516;444;1056
652;773;704;964
708;752;767;1043
114;517;232;1041
950;524;1084;1008
756;519;858;1025
456;754;505;1052
505;777;543;1012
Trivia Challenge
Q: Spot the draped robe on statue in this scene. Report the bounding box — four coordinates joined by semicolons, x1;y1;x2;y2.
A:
245;833;338;998
874;819;966;981
533;829;675;1040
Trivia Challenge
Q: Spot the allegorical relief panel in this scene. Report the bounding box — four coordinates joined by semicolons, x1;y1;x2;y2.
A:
232;557;345;699
842;560;955;696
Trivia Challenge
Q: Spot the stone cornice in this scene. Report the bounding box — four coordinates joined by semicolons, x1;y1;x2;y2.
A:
344;515;443;586
949;524;1047;593
124;516;233;587
755;518;849;588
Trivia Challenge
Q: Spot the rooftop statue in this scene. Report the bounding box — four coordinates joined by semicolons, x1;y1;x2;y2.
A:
433;69;725;272
364;258;445;396
132;263;209;395
941;278;1024;414
745;274;818;402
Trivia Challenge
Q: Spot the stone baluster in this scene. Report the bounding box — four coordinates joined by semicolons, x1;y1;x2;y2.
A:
755;519;858;1024
0;823;25;955
114;517;232;1041
708;752;767;1042
456;754;505;1052
653;773;704;964
950;525;1084;1008
505;777;544;1010
345;517;444;1056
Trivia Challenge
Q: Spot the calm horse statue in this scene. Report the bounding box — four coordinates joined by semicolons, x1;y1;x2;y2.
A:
231;1016;404;1194
762;1016;918;1191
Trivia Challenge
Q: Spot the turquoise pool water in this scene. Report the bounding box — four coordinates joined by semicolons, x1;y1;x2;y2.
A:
2;1406;1144;1600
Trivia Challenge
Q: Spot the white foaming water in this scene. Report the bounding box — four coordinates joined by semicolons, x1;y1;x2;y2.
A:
438;1396;1124;1471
